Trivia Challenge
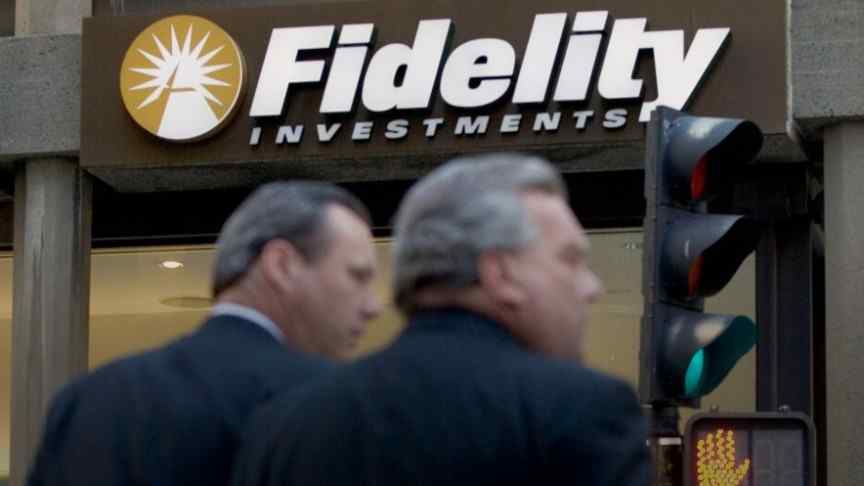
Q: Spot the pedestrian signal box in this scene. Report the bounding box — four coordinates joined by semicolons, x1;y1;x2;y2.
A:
684;412;816;486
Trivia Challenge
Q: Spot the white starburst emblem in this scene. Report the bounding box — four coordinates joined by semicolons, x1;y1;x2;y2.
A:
120;15;245;142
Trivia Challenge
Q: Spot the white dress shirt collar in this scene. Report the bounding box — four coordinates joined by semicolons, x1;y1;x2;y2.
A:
210;303;285;343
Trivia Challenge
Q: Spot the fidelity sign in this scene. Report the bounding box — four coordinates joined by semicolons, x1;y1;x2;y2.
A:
248;11;729;145
120;11;730;144
84;0;786;171
252;12;727;122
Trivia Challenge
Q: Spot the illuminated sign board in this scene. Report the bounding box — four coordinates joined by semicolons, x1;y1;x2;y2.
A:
80;0;786;179
116;11;728;146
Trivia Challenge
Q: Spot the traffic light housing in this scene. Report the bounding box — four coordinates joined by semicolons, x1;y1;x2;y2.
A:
640;106;763;406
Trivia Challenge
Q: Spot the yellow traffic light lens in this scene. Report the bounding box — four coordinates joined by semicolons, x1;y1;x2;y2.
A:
688;255;704;297
691;155;708;200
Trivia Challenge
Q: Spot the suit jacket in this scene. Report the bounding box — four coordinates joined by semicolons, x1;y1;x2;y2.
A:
233;308;650;486
28;314;333;486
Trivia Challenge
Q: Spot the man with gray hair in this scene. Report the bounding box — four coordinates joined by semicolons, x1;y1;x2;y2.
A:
232;154;650;486
28;181;382;486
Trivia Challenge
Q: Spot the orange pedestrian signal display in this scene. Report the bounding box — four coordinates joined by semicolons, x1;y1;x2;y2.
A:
696;428;751;485
684;412;816;486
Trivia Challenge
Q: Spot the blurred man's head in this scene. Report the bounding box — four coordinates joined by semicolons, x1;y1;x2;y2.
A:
392;153;603;361
213;181;381;359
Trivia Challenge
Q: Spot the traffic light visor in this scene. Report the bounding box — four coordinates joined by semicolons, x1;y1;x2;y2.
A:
662;211;761;299
681;315;757;398
662;308;757;399
666;117;763;202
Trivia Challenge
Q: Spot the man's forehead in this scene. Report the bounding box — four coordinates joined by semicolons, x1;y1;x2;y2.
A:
519;191;577;225
520;192;590;248
320;204;376;257
324;204;371;234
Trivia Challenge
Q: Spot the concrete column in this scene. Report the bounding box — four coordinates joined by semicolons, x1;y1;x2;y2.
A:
823;121;864;486
2;1;90;484
14;0;90;35
9;159;91;486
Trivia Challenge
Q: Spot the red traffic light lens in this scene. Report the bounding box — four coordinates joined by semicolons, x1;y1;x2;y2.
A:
691;155;708;200
688;255;704;297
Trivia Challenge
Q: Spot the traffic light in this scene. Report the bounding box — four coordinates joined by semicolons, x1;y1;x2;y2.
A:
640;106;763;407
684;411;816;486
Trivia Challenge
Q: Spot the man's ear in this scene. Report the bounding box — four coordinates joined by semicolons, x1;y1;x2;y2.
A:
477;251;524;308
258;239;304;293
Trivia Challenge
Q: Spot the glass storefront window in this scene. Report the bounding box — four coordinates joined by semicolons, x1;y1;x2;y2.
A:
86;243;402;366
89;246;213;367
0;230;756;478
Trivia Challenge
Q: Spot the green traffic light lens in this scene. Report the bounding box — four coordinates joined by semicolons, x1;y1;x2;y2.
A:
677;316;757;399
684;349;706;398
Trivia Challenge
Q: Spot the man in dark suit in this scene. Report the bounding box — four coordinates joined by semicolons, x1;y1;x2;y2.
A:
233;154;650;486
27;181;382;486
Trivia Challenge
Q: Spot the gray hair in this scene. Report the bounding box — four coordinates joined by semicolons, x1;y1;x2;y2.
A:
212;181;370;296
392;153;566;313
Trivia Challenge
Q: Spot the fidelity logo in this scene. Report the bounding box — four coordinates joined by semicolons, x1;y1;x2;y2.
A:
120;15;246;142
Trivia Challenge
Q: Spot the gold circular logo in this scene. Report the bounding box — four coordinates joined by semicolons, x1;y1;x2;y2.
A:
120;15;245;142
